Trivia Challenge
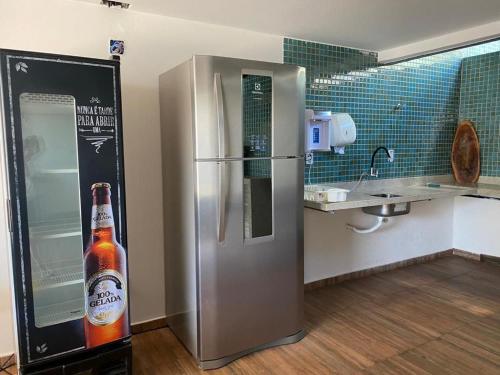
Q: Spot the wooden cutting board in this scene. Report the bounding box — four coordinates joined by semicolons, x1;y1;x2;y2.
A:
451;120;480;184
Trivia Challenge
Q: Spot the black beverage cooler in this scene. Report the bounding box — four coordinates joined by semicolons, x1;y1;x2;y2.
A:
0;50;131;374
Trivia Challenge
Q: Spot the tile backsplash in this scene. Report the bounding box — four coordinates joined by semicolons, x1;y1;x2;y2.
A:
283;38;500;183
459;51;500;177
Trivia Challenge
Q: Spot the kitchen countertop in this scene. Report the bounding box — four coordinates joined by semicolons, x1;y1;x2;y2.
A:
304;175;500;212
473;183;500;200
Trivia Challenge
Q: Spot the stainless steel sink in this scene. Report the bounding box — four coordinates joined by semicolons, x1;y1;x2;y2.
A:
370;193;401;198
362;193;411;217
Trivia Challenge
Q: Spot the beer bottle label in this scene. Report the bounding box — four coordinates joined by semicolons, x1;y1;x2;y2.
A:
86;269;127;326
91;204;114;229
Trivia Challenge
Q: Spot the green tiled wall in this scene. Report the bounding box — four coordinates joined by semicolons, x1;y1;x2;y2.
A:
459;51;500;177
283;38;500;183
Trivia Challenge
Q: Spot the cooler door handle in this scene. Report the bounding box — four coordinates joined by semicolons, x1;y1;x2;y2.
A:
214;73;225;159
6;198;12;233
217;161;227;243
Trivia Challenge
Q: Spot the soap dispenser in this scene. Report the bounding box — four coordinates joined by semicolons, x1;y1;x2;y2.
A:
304;109;332;152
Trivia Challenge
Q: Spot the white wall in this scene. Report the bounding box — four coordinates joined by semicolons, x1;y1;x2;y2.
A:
0;119;15;357
454;196;500;257
305;199;455;283
379;19;500;63
0;0;283;356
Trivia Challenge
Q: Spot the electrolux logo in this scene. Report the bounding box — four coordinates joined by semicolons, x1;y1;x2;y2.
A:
252;82;264;96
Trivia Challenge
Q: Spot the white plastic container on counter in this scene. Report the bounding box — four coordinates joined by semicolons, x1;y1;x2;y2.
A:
304;185;349;202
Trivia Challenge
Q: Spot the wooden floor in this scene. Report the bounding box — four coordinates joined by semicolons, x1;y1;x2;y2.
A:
132;256;500;374
3;256;500;374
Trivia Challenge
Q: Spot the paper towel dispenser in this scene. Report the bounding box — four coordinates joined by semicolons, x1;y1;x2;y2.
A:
330;113;356;154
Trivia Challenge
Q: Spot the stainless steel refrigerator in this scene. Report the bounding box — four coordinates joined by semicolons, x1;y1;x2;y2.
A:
159;56;305;369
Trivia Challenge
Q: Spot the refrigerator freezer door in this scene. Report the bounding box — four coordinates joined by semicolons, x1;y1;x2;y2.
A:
195;158;304;362
193;56;305;160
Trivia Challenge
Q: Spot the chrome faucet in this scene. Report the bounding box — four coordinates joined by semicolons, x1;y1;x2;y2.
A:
370;146;393;177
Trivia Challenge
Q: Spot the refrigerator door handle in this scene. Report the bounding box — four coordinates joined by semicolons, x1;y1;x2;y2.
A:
214;73;225;159
217;161;227;243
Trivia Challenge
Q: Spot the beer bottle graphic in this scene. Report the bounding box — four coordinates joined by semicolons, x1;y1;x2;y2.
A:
84;183;129;348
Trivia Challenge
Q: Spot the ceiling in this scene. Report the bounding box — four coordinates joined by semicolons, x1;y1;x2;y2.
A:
77;0;500;51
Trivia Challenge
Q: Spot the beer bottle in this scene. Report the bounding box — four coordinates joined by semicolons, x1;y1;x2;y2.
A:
84;182;129;348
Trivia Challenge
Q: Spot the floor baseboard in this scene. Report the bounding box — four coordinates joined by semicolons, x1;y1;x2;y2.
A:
131;317;168;335
305;249;455;291
453;248;500;264
480;254;500;265
453;248;482;261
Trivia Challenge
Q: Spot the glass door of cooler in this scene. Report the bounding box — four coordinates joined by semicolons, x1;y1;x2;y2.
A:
20;93;85;329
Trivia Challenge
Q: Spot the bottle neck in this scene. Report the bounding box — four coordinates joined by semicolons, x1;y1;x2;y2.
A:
90;189;116;242
91;226;116;243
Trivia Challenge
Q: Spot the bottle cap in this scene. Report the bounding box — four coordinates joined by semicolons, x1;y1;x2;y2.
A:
91;182;111;190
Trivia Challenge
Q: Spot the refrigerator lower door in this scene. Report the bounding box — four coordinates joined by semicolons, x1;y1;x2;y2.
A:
195;158;304;366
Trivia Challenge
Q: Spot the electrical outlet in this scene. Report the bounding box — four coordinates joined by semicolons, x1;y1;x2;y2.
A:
305;152;314;165
388;149;395;162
